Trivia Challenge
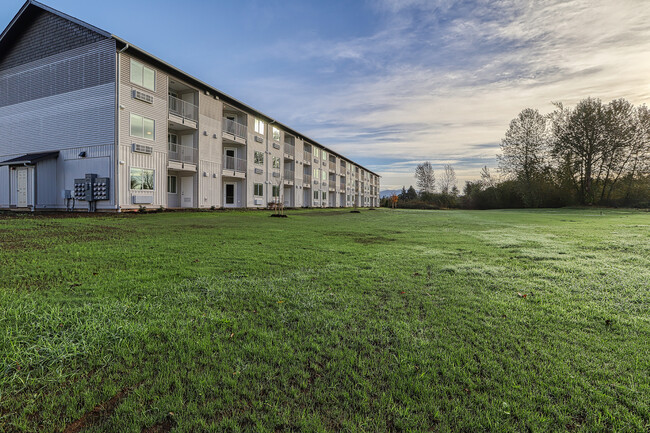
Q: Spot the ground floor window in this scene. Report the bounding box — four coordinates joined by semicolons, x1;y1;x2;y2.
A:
131;168;154;190
254;183;263;196
313;190;318;200
272;185;280;197
167;175;177;193
322;192;327;200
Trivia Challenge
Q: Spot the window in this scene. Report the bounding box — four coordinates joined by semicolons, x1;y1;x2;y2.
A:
322;150;327;160
130;59;155;91
321;170;327;180
254;118;265;135
322;192;327;200
254;183;263;196
272;156;280;169
130;168;154;190
130;113;154;141
272;127;280;142
254;151;264;165
314;168;320;179
167;175;177;193
313;190;318;200
272;185;280;197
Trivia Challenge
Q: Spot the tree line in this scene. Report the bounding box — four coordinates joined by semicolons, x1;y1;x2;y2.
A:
384;97;650;209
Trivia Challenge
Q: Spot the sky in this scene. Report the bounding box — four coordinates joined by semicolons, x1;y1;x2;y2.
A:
2;0;650;190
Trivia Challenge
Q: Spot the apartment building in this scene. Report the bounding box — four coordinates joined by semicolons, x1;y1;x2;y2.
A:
0;1;380;211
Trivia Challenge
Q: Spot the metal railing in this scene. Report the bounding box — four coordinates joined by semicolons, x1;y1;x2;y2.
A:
303;174;312;184
284;168;295;180
329;162;336;171
284;143;295;157
222;117;247;139
329;180;336;189
168;142;197;163
304;151;311;161
168;95;198;121
223;155;247;172
340;183;346;191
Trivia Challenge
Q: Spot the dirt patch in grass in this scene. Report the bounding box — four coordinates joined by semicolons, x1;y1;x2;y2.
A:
141;414;176;433
63;385;137;433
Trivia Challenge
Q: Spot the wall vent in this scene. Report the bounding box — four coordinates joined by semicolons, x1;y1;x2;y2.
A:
254;168;263;174
132;89;154;104
254;136;263;143
132;143;153;154
272;143;280;149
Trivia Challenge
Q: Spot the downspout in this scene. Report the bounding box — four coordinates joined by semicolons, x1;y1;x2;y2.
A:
115;43;129;212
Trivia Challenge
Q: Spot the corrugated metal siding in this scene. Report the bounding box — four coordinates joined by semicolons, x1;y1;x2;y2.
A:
0;39;115;107
0;166;9;206
35;157;57;206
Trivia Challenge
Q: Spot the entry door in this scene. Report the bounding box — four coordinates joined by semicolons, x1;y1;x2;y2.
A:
181;176;194;208
16;168;28;207
224;183;235;206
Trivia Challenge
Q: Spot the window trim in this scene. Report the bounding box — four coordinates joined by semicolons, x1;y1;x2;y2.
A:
130;59;156;91
130;113;155;141
130;167;155;191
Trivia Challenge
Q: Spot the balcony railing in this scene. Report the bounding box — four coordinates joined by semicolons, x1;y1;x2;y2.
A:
304;151;311;161
168;95;198;122
284;143;295;157
168;142;197;164
284;168;295;180
329;162;336;171
223;155;246;172
329;180;336;189
303;174;312;184
340;183;346;190
222;117;247;139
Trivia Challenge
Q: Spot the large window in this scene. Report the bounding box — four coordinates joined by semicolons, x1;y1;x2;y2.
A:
130;168;154;190
254;118;265;135
272;126;281;142
313;190;318;200
130;59;155;91
272;185;280;197
322;150;327;160
254;151;264;165
272;156;280;169
167;175;177;193
314;168;320;179
322;191;327;200
321;170;327;180
254;183;263;196
130;113;154;141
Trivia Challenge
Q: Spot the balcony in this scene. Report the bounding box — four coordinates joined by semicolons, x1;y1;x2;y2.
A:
303;174;311;186
329;180;336;191
168;142;197;171
284;143;295;159
284;168;295;185
340;183;346;192
303;151;311;163
222;117;247;143
222;155;247;178
329;161;336;171
168;95;198;129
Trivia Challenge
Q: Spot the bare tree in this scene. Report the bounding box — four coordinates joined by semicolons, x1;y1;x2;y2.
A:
480;166;495;189
499;108;550;184
439;164;457;195
415;161;435;193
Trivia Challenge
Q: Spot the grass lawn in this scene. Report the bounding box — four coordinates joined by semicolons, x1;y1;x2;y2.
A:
0;208;649;432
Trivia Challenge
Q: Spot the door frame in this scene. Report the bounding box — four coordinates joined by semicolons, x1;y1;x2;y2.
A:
224;182;236;207
16;167;28;208
180;175;194;208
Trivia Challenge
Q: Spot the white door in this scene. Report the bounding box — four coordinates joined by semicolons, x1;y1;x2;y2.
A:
16;168;28;207
224;183;236;207
181;176;194;208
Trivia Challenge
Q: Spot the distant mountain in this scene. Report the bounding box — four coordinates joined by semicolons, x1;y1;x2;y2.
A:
380;189;402;198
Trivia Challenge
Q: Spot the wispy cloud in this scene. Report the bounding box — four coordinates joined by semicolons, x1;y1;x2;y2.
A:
220;0;650;189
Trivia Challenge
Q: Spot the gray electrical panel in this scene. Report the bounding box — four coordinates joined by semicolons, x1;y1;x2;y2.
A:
73;174;110;202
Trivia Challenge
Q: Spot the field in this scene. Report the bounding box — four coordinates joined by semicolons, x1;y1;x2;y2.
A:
0;208;649;432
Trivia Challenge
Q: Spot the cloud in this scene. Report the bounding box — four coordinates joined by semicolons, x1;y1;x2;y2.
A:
232;0;650;189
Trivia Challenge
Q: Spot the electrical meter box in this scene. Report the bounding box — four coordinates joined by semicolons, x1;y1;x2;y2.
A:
73;174;110;201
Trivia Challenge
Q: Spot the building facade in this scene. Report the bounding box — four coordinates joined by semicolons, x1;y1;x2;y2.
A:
0;1;380;211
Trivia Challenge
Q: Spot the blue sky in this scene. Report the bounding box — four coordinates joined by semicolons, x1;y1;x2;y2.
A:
3;0;650;189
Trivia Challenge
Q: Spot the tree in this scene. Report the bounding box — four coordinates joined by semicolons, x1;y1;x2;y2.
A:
415;161;436;193
439;164;457;194
499;108;549;184
480;166;495;189
406;185;418;200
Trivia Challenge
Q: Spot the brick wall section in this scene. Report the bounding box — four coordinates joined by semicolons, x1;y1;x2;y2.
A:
0;8;106;72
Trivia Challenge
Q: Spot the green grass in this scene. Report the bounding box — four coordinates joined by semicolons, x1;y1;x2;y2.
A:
0;208;648;432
